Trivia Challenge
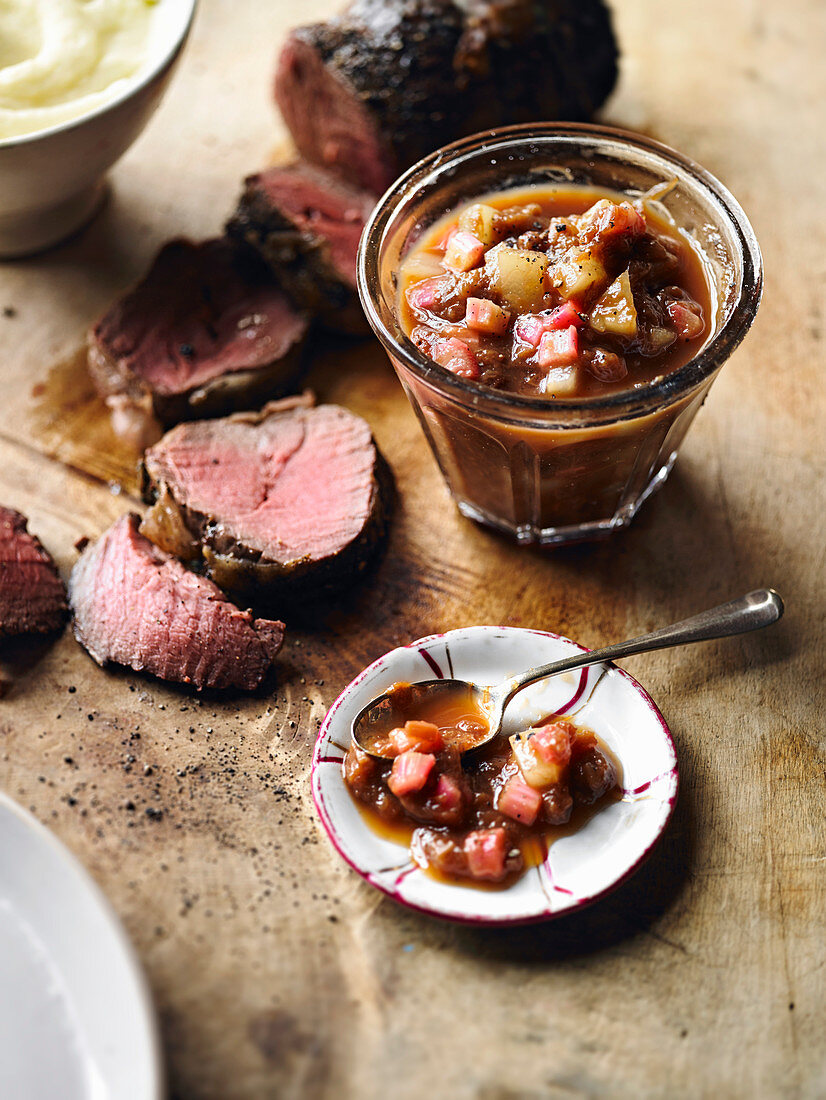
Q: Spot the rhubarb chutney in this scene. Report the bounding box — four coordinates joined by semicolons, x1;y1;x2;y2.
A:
344;689;621;887
398;184;713;400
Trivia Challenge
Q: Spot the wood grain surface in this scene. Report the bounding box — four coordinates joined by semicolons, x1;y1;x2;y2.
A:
1;1;824;1098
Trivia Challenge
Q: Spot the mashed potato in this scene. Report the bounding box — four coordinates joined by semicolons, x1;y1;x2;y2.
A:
0;0;156;140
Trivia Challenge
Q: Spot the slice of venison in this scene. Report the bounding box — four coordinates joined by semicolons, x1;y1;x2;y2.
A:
227;163;375;334
140;394;392;605
88;238;310;446
69;513;284;691
0;506;67;637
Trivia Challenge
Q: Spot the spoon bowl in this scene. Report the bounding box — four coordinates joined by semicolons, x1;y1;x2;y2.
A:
351;588;784;758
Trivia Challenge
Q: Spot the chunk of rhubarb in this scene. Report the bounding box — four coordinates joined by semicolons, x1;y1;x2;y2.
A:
388;720;444;756
666;299;705;339
510;723;571;789
537;325;579;368
406;276;450;314
433;773;465;816
431;337;479;379
514;303;583;348
497;773;543;826
388;751;435;796
531;722;573;772
444;230;486;272
464;828;509;881
465;297;510;335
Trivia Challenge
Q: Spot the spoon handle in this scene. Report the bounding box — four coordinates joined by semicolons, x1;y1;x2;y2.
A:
503;588;784;704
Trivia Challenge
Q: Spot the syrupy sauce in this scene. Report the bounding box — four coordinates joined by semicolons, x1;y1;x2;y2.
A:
28;345;143;495
398;183;714;399
346;703;624;889
357;680;490;755
358;768;623;891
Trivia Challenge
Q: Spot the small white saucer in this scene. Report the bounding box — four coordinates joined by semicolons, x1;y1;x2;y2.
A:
312;626;678;925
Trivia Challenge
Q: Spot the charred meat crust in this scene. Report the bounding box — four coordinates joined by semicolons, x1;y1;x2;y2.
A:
275;0;619;192
140;395;395;609
87;238;311;438
226;165;375;335
0;507;68;637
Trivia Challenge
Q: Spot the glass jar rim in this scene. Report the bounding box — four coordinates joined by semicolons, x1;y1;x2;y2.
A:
357;121;763;426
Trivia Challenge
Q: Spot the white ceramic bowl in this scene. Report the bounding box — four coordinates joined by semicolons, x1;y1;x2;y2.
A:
0;0;197;258
313;626;678;925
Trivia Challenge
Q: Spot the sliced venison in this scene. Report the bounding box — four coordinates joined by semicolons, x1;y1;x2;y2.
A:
274;0;619;193
227;163;375;333
141;394;392;605
69;513;284;691
0;507;67;637
88;238;310;446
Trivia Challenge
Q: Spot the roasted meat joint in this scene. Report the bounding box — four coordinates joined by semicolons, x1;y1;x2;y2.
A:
275;0;619;192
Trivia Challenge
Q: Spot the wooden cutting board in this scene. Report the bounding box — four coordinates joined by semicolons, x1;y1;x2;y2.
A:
1;2;823;1097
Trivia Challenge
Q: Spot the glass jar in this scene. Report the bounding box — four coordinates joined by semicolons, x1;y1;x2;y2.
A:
357;123;762;545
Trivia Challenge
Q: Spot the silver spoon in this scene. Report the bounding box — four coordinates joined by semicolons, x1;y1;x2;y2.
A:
352;588;784;758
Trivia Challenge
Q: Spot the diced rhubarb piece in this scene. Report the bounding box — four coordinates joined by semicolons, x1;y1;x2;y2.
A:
406;276;450;314
512;722;574;787
514;314;547;348
431;337;479;379
549;301;585;330
464;828;509;882
465;297;510;335
666;299;705;339
531;722;573;769
436;226;458;252
537;325;579;368
510;724;572;789
388;720;444;755
497;773;543;826
514;303;584;348
435;773;465;814
387;750;435;796
444;230;486;272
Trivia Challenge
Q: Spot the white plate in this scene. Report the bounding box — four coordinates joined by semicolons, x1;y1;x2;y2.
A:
0;793;163;1100
312;626;678;925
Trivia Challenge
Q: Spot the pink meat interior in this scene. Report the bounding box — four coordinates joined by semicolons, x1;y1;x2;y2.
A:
145;405;376;565
274;33;391;195
0;506;66;631
93;239;307;397
71;514;283;690
256;164;374;284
